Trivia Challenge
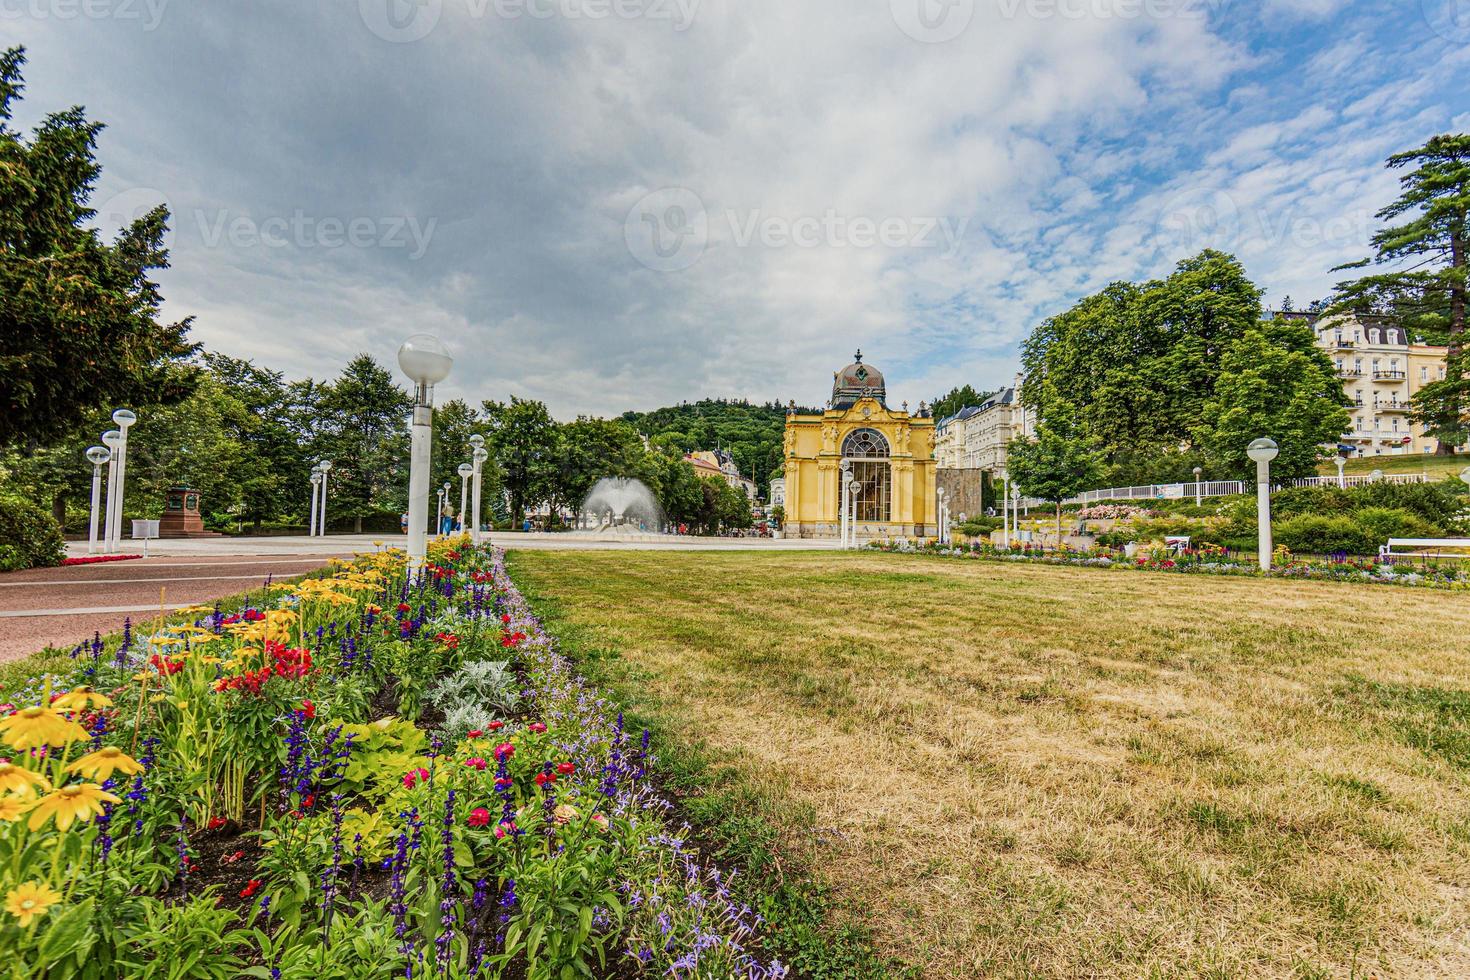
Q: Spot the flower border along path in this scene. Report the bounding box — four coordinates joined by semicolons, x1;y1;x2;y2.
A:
0;540;787;979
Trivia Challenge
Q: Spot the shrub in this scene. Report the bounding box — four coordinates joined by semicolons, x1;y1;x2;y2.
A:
1351;507;1441;542
426;659;520;716
0;497;66;571
1274;514;1376;556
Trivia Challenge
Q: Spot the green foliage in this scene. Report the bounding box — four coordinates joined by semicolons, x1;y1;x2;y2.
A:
483;396;559;528
931;384;994;422
1329;134;1470;451
1021;250;1264;477
337;716;429;798
317;355;412;530
427;659;519;717
621;398;799;497
1008;425;1104;505
1194;322;1351;482
0;495;64;570
1274;514;1378;556
0;46;199;450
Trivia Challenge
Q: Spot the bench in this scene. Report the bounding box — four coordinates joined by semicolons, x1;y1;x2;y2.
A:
1380;538;1470;560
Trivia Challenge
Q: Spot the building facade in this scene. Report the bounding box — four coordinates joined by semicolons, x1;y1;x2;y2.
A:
1294;312;1449;456
684;449;758;500
933;382;1033;474
782;352;937;539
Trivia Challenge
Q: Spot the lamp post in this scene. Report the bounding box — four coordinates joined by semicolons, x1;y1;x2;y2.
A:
442;482;452;537
1193;466;1203;507
101;429;122;553
109;409;136;551
937;487;947;545
317;460;332;536
847;478;861;550
398;334;454;577
309;467;323;536
1461;466;1470;488
1334;456;1346;489
1370;468;1384;484
469;434;487;545
1000;470;1011;549
839;458;851;549
1247;437;1279;572
85;446;111;555
458;463;474;534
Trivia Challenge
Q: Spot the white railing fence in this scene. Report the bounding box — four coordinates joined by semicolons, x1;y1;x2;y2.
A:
1009;472;1432;510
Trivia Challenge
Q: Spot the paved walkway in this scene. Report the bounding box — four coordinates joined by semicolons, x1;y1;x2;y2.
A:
0;556;334;663
4;533;838;663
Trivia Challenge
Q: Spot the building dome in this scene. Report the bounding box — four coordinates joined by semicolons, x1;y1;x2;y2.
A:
831;350;886;409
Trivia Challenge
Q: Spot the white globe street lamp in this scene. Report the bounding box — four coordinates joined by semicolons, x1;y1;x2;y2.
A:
839;458;852;549
309;467;323;537
85;446;112;555
1461;466;1470;488
316;460;333;536
1370;468;1384;484
469;434;487;546
1193;466;1203;507
101;429;123;553
1247;437;1279;572
847;478;862;550
457;462;475;535
109;409;136;552
1334;455;1347;489
937;486;948;545
1000;469;1010;549
441;481;453;537
398;335;453;576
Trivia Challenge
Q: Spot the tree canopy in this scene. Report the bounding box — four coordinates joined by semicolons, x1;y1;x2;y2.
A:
0;46;198;449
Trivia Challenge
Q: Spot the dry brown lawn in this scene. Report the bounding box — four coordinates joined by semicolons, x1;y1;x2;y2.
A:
508;550;1470;979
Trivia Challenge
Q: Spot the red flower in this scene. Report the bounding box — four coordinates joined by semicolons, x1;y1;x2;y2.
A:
240;879;262;898
435;632;460;650
488;721;504;732
535;771;555;788
494;777;513;790
493;743;515;762
528;723;547;735
464;757;487;771
467;729;484;739
207;817;228;831
243;609;265;622
397;603;411;614
298;699;316;720
403;767;431;788
502;614;512;625
303;793;316;809
556;762;575;776
467;807;491;828
494;821;517;839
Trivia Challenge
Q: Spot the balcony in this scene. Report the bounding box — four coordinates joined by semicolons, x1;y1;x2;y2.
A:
1372;369;1407;382
1330;338;1355;349
1338;368;1364;379
1375;401;1412;413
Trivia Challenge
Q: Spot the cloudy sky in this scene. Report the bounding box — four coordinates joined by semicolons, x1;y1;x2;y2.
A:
6;0;1470;416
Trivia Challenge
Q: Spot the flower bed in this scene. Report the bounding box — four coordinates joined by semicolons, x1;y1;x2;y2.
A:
1;539;786;978
869;539;1470;590
59;554;144;566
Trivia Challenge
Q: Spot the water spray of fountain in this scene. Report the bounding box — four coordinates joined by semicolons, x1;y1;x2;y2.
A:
580;478;666;535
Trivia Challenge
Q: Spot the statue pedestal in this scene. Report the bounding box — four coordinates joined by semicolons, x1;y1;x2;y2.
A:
158;487;221;538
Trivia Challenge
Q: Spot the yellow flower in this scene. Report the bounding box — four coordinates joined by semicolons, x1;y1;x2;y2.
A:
51;686;114;711
26;784;121;832
0;762;50;797
67;746;144;782
0;798;27;822
0;707;89;750
5;882;61;928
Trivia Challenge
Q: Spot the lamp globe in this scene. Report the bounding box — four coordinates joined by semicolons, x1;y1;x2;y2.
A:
1246;438;1279;464
397;334;453;386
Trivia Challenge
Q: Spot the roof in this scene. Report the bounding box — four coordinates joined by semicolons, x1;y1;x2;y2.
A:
831;349;886;409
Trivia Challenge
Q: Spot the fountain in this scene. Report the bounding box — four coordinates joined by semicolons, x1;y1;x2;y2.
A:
579;478;667;536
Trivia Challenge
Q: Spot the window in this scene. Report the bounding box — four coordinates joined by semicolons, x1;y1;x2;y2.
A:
1369;329;1380;343
1356;417;1365;431
840;429;891;523
841;428;890;459
1371;358;1380;372
1421;366;1429;382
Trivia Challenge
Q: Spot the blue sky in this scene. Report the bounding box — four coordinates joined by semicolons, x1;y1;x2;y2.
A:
5;0;1469;415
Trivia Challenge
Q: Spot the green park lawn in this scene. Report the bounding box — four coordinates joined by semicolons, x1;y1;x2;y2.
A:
1319;454;1469;479
509;549;1470;980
